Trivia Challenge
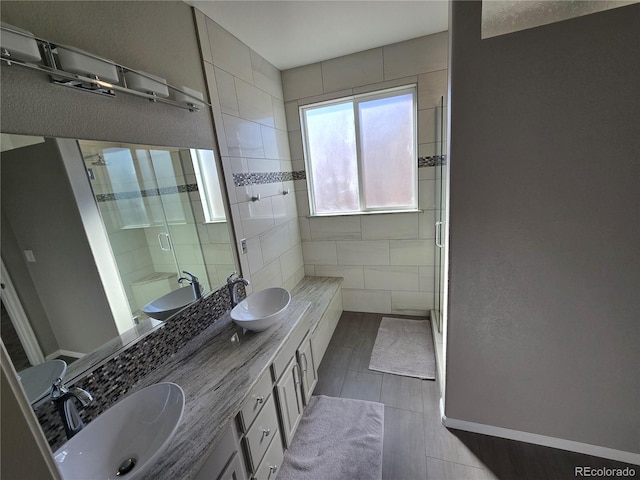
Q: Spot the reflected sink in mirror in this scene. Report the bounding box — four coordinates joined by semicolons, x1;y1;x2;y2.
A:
231;287;291;332
54;382;185;480
17;359;67;404
142;285;203;321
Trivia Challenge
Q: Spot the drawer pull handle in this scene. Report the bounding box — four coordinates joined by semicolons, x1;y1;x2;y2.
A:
262;428;271;437
270;465;278;474
256;395;265;404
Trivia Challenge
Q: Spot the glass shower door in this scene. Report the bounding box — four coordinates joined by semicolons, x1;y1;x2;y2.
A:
433;97;447;333
80;142;209;319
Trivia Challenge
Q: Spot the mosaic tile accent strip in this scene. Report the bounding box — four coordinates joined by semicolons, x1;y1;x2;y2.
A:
34;283;246;450
232;171;299;187
232;158;445;188
95;183;199;202
418;155;446;167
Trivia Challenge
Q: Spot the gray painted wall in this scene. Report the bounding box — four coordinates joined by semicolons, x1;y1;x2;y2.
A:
446;1;639;453
0;1;215;150
2;139;118;354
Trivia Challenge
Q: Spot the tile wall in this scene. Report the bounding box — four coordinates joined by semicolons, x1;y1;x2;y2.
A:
282;32;448;315
194;11;305;294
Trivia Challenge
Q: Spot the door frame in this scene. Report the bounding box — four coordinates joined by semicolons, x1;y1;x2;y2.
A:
1;257;45;366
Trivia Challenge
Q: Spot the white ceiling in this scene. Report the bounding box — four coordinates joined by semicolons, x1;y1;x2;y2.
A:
186;1;449;70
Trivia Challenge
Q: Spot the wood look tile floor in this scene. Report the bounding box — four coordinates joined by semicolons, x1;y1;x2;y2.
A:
313;311;638;480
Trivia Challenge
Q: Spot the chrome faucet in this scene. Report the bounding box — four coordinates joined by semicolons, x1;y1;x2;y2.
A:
178;270;202;299
226;272;249;308
50;378;93;440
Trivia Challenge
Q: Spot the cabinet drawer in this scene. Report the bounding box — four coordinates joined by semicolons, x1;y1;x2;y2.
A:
252;431;284;480
238;371;272;433
194;422;243;480
219;451;248;480
244;394;279;472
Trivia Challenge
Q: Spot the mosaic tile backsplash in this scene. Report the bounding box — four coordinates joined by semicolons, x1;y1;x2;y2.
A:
35;283;245;451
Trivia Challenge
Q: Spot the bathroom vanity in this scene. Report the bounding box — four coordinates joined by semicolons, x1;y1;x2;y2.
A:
137;276;343;480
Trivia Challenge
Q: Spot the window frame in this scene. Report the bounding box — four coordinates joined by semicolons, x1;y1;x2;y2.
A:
300;84;418;217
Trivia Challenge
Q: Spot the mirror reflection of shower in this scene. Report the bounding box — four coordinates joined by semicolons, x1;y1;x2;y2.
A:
79;141;228;320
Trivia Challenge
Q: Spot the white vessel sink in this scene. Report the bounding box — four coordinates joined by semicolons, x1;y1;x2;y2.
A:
231;287;291;332
54;382;184;480
17;359;67;404
142;286;200;320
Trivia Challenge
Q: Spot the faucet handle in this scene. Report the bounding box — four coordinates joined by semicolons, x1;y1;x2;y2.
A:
50;377;66;399
226;271;238;284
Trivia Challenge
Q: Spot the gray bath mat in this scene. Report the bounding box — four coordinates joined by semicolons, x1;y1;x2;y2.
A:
277;395;384;480
369;317;435;379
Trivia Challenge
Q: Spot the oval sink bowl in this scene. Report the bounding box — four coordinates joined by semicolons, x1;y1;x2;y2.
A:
231;287;291;332
142;286;200;320
18;359;67;404
54;382;184;480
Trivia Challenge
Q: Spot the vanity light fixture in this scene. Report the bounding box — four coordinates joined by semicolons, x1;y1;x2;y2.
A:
0;22;209;113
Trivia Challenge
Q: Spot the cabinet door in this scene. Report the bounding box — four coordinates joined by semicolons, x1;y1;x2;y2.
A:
219;451;247;480
275;357;304;448
297;335;317;405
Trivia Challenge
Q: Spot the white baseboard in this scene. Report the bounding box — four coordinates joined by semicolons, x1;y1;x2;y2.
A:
441;414;640;466
45;349;84;360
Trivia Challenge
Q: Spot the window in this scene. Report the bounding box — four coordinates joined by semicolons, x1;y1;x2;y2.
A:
191;149;227;223
301;85;417;216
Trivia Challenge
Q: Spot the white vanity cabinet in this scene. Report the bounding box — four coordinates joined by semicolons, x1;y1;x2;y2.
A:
194;421;248;480
272;318;318;448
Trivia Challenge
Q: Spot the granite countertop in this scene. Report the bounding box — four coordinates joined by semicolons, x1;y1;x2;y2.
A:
291;276;342;333
139;299;311;480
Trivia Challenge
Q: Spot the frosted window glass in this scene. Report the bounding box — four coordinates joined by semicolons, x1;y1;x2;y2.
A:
192;149;226;222
358;93;416;209
305;102;359;214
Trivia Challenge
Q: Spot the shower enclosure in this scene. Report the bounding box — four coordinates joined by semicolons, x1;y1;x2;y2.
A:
432;96;448;387
79;141;211;318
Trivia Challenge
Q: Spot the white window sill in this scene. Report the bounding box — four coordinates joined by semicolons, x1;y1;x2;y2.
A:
307;209;422;218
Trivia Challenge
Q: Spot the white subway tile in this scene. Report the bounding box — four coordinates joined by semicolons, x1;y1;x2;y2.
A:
238;198;274;238
342;289;391;314
314;265;365;289
352;75;418;95
298;216;311;241
250;49;283;100
272;97;287;131
302;241;338;265
202;243;234;265
419;210;437;240
419;180;436;210
390;240;434;266
251;260;283;291
288;130;304;161
284;101;300;132
236;78;275;127
336;240;390;266
391;291;433;316
418;108;438;145
309;216;362;240
418;69;447;109
321;48;383;92
287;218;301;246
280;244;304;282
204;63;228;156
361;213;418;240
419;266;436;292
223;115;265;158
418;164;437;180
246;236;264;274
206;18;253;84
214;67;239;116
282;63;324;102
194;10;212;63
206;223;232;243
383;32;448;80
364;266;420;292
295;190;310;217
260;224;291;264
304;264;315;276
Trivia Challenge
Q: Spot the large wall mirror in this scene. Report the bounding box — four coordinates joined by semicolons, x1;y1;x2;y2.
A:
0;133;238;392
